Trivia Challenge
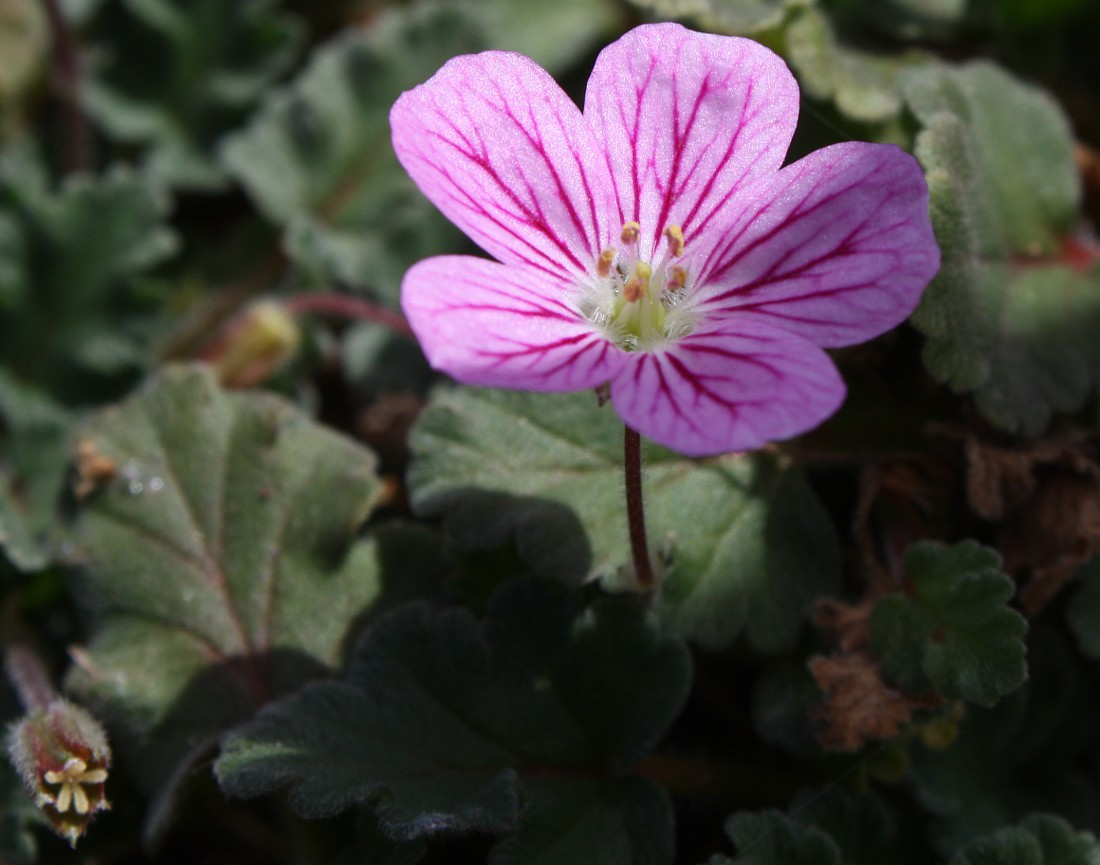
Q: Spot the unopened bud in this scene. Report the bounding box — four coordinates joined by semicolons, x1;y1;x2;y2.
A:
7;699;112;847
202;300;301;388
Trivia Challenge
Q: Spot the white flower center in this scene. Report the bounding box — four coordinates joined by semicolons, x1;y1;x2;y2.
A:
578;222;697;351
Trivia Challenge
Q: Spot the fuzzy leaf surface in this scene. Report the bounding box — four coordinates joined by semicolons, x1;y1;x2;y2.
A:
950;815;1100;865
905;61;1100;435
80;0;303;189
870;541;1027;706
64;366;434;806
216;579;689;861
624;0;798;36
408;387;840;651
220;6;482;302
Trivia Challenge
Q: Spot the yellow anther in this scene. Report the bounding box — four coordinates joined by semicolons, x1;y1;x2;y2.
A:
663;225;685;257
667;266;686;291
597;248;615;277
622;262;652;303
620;221;641;244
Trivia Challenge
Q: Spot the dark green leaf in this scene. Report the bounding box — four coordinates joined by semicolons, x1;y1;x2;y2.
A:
870;541;1027;706
220;6;482;303
717;809;843;864
623;0;797;36
216;579;689;857
904;61;1099;435
1065;557;1100;659
949;815;1100;865
0;157;178;400
474;0;620;72
0;370;70;572
80;0;304;189
63;366;430;812
408;387;840;651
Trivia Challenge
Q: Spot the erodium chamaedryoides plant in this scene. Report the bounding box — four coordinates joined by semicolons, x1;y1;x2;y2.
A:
391;22;940;584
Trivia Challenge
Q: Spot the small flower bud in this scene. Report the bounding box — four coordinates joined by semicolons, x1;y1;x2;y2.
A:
201;300;301;388
7;699;112;847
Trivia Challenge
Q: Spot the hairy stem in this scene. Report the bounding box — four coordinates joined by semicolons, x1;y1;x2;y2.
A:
4;644;57;712
624;425;656;590
285;293;414;336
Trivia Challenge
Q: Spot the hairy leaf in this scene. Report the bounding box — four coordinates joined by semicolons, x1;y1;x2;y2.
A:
408;387;840;651
905;61;1100;436
624;0;797;36
220;5;481;302
216;579;689;861
63;366;442;819
950;814;1100;865
80;0;304;189
871;541;1027;706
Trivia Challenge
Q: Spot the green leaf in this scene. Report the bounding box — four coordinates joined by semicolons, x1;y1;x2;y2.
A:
0;158;178;400
910;628;1096;854
0;370;70;572
80;0;304;189
904;61;1099;436
220;5;481;304
1066;557;1100;658
717;810;843;864
785;6;930;123
408;387;840;651
949;815;1100;865
623;0;801;36
216;578;689;860
63;366;431;812
0;0;47;105
870;541;1027;706
474;0;621;72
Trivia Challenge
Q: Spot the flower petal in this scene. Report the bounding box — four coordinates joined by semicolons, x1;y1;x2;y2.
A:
584;23;799;260
402;256;625;391
695;142;940;347
610;318;845;456
391;51;614;279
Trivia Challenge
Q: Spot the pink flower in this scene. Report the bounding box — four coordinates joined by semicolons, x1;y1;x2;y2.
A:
391;23;939;456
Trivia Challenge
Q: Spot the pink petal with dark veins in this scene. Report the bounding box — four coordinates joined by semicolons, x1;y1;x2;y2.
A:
402;256;625;391
694;141;940;347
610;318;845;456
391;51;614;281
584;23;799;261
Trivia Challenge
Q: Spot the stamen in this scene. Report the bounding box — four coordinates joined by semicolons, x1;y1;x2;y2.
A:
623;262;652;303
663;225;685;257
621;222;641;244
667;266;686;291
597;248;615;277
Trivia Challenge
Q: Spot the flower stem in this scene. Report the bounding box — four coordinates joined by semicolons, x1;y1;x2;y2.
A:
4;643;58;712
284;293;414;337
624;425;656;590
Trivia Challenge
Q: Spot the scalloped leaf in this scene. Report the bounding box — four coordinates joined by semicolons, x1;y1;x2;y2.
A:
220;6;483;303
80;0;304;189
909;630;1096;854
0;156;178;401
904;61;1100;436
63;366;446;818
718;810;842;865
870;541;1027;707
949;814;1100;865
407;387;840;652
216;580;688;863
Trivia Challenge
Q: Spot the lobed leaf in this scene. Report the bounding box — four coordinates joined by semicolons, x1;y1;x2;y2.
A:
949;814;1100;865
80;0;304;189
63;366;442;819
870;541;1027;706
216;578;689;862
408;387;841;651
904;61;1100;436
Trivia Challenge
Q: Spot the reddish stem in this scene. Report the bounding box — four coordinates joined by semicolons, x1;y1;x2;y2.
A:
4;644;57;712
41;0;91;173
624;426;656;590
284;293;414;337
